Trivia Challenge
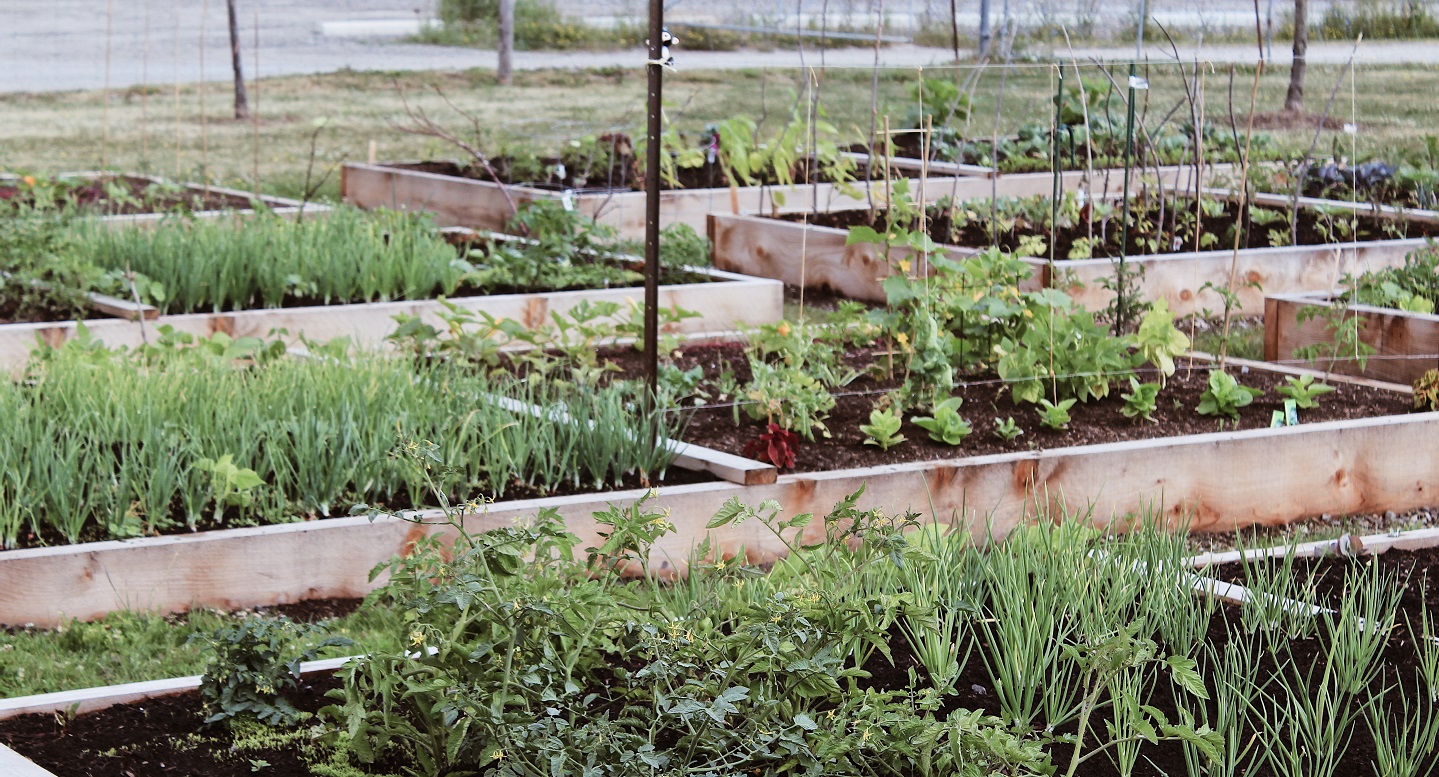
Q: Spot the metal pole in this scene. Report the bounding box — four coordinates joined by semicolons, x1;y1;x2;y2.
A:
1116;0;1147;335
978;0;991;57
644;0;663;406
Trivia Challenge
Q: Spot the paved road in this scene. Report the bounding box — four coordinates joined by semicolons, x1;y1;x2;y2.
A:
0;0;1419;94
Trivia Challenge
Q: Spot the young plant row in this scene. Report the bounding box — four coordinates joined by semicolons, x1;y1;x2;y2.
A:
0;200;709;324
0;326;682;549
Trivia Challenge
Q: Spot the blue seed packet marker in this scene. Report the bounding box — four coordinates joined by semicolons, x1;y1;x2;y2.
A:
1271;410;1286;428
1284;399;1299;426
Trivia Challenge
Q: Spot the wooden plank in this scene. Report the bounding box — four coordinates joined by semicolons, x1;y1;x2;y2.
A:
0;657;354;722
2;400;1435;627
1265;291;1439;384
1054;239;1428;318
669;441;777;486
0;744;53;777
1248;189;1439;226
0;268;783;375
84;292;158;321
346;161;1188;239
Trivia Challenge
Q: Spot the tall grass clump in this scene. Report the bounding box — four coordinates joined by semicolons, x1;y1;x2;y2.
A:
75;207;466;314
1319;0;1439;39
0;331;680;548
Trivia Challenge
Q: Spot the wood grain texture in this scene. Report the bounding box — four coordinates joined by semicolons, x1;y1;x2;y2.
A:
1265;292;1439;384
0;269;782;374
3;404;1434;627
342;162;999;238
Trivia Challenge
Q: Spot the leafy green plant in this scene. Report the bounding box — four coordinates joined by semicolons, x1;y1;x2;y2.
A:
993;416;1024;441
1196;369;1264;421
911;397;973;445
1276;374;1336;410
859;406;906;451
1121;377;1160;423
1036;398;1077;430
194;454;267;527
192;615;352;726
1415;368;1439;410
743;361;836;440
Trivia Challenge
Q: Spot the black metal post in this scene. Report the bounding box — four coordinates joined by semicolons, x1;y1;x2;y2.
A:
643;0;663;406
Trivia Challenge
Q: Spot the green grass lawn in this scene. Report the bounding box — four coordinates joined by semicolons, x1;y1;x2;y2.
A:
2;62;1437;200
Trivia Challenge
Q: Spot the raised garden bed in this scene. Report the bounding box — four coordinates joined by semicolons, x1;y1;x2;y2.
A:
0;205;783;371
341;160;952;238
0;263;779;372
713;188;1438;315
0;346;1430;628
0;171;322;226
1265;290;1439;384
5;520;1439;777
344;157;1234;241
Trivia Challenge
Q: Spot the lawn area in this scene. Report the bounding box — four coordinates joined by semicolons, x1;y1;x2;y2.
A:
2;61;1437;199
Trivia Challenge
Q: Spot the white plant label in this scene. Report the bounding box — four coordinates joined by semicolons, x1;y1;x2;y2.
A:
1128;76;1149;90
561;191;575;211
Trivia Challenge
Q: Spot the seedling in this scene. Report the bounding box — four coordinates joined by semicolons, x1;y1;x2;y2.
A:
1196;369;1263;421
860;407;907;451
1276;374;1336;410
912;397;973;445
993;416;1024;442
1121;377;1160;423
1036;398;1077;431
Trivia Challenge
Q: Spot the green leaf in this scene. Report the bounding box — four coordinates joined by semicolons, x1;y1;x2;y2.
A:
794;712;818;731
1166;655;1209;700
846;225;885;246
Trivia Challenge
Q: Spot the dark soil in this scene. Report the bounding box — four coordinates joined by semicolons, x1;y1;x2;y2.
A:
611;342;1415;473
0;176;259;216
0;675;405;777
778;196;1439;260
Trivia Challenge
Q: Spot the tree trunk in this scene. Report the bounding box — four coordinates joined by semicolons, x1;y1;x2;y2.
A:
497;0;514;85
1284;0;1306;112
227;0;249;119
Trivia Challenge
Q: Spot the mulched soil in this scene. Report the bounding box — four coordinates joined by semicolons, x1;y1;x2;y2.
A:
779;196;1439;260
601;342;1416;473
0;177;258;215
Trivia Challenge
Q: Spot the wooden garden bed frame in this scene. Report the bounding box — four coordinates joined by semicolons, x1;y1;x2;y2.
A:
340;161;1224;239
0;353;1428;628
0;266;782;373
711;187;1431;316
0;171;325;226
1265;290;1439;384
